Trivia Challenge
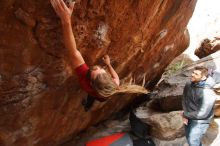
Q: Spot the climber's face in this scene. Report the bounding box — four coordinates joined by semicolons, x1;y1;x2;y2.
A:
90;65;106;80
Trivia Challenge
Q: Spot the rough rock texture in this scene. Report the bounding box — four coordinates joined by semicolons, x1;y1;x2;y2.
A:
151;51;220;114
63;107;187;146
64;105;219;146
134;107;184;140
195;38;220;59
0;0;197;146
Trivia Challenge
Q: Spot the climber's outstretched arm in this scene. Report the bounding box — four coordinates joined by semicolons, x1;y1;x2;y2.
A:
102;55;120;86
51;0;85;69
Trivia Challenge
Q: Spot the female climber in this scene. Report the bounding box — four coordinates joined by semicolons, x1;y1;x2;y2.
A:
50;0;148;111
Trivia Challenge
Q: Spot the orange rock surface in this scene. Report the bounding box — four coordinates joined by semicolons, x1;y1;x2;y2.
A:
0;0;196;145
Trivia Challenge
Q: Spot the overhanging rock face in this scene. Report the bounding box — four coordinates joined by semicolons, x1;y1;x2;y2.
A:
0;0;197;145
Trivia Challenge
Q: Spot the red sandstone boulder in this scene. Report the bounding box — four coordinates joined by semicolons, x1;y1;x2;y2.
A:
195;38;220;59
0;0;196;145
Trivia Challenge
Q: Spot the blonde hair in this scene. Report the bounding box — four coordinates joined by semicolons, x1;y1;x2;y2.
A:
91;73;149;97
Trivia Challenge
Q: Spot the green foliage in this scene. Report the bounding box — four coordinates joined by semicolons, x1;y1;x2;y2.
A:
167;60;187;75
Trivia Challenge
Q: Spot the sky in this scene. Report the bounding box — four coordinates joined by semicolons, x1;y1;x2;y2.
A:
185;0;220;60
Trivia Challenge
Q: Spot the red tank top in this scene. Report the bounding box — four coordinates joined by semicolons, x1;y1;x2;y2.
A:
75;64;100;98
